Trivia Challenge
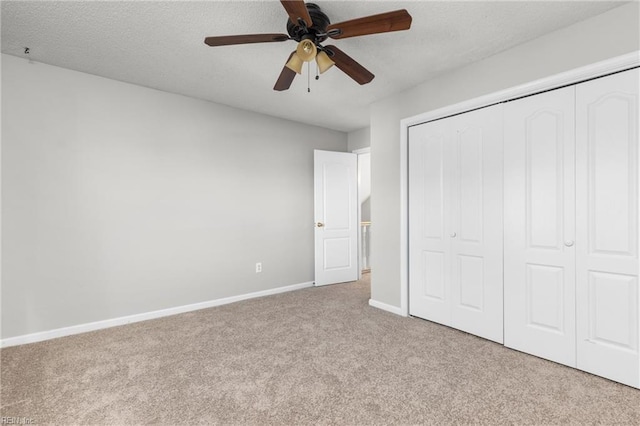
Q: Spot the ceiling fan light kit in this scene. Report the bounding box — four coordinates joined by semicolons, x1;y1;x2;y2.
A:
204;1;412;91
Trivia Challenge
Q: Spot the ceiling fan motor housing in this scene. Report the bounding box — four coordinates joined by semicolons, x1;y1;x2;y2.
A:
286;3;330;43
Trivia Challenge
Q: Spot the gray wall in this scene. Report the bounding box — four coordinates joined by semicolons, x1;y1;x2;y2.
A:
1;54;347;339
358;153;371;223
347;127;370;152
370;3;640;307
349;127;371;222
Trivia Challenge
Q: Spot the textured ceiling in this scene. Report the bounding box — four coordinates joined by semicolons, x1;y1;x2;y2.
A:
1;1;625;132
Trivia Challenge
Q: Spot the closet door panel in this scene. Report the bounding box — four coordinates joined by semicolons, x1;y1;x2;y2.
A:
504;86;577;366
576;68;639;388
450;104;504;343
409;119;453;324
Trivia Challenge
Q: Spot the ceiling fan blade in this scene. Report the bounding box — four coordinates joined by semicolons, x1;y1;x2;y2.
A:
274;52;298;91
204;33;289;47
324;45;374;85
327;9;412;39
280;0;313;28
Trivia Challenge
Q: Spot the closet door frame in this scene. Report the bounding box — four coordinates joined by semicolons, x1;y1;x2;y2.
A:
399;51;639;321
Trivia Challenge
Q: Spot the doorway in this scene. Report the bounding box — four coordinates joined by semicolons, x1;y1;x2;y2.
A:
354;148;371;277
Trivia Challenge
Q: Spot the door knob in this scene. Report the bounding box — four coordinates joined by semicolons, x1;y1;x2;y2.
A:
450;232;457;238
316;222;324;228
565;240;574;247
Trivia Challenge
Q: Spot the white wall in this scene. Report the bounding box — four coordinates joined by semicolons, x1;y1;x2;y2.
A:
370;3;640;307
1;54;347;339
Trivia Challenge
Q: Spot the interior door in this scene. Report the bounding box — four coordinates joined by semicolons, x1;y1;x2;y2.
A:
575;68;639;387
409;118;453;324
449;105;504;343
314;150;358;286
503;86;577;367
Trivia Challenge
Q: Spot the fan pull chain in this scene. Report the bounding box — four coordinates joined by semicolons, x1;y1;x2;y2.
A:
315;63;319;80
307;62;311;93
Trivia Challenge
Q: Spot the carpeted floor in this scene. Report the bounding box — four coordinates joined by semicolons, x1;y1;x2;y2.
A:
1;273;639;425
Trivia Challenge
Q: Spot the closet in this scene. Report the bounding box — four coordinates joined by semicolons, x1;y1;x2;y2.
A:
504;68;639;388
408;67;639;388
409;104;504;344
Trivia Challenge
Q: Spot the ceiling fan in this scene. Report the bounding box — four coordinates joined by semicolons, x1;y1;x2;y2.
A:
204;1;412;91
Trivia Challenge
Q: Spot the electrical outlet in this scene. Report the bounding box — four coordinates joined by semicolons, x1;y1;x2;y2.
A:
255;262;262;273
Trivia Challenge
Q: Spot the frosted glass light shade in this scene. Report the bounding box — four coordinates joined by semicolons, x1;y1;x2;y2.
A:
285;53;304;74
316;51;335;74
296;39;317;62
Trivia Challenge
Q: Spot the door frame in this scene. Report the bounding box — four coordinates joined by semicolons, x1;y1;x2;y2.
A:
398;51;640;317
353;147;371;280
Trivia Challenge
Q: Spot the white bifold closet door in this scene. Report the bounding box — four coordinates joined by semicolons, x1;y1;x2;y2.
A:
503;86;577;367
575;68;639;388
505;68;639;387
409;104;503;343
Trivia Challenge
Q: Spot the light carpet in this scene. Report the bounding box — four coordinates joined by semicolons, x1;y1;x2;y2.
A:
2;274;639;424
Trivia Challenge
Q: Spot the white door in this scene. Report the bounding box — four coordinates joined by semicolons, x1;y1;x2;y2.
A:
575;68;639;387
409;104;504;342
504;86;577;367
409;118;453;324
449;105;504;343
314;150;358;286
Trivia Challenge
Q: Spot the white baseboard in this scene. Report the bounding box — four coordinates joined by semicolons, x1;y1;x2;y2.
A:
368;298;405;316
0;281;314;348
